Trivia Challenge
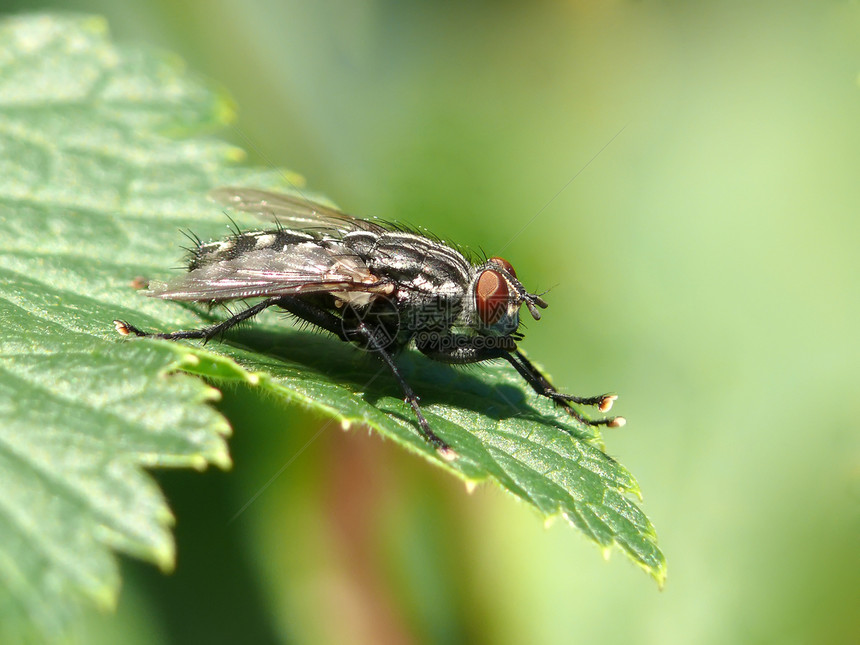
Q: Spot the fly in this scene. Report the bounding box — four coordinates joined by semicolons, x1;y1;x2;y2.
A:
114;187;625;460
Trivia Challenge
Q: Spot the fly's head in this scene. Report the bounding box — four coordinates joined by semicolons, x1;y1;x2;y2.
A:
470;256;548;342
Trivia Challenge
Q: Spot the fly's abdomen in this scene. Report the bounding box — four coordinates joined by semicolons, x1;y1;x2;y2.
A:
188;230;318;270
148;229;378;302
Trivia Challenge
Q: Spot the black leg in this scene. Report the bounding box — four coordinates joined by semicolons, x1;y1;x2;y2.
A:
414;333;624;429
116;298;457;457
277;303;457;460
357;323;457;461
504;350;625;428
114;297;285;343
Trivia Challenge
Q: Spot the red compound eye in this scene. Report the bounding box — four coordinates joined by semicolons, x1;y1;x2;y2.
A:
475;269;510;325
489;256;516;278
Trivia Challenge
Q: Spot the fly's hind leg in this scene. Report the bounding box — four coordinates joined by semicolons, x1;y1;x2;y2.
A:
114;297;285;342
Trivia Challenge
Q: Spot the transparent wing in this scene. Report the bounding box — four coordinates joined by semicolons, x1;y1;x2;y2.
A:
146;243;382;302
209;187;388;235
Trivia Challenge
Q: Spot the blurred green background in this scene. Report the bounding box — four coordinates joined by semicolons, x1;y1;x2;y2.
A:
6;1;858;643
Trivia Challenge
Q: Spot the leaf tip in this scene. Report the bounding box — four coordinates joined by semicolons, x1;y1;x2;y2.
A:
627;544;667;588
155;544;177;574
181;353;200;367
204;385;223;404
621;483;643;502
653;564;668;590
211;448;233;471
188;454;211;471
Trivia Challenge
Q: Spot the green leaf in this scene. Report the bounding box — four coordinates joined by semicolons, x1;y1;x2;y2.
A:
0;12;664;640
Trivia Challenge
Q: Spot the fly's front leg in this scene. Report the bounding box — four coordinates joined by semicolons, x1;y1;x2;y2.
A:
354;323;457;461
114;297;285;342
506;350;625;428
415;333;624;429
